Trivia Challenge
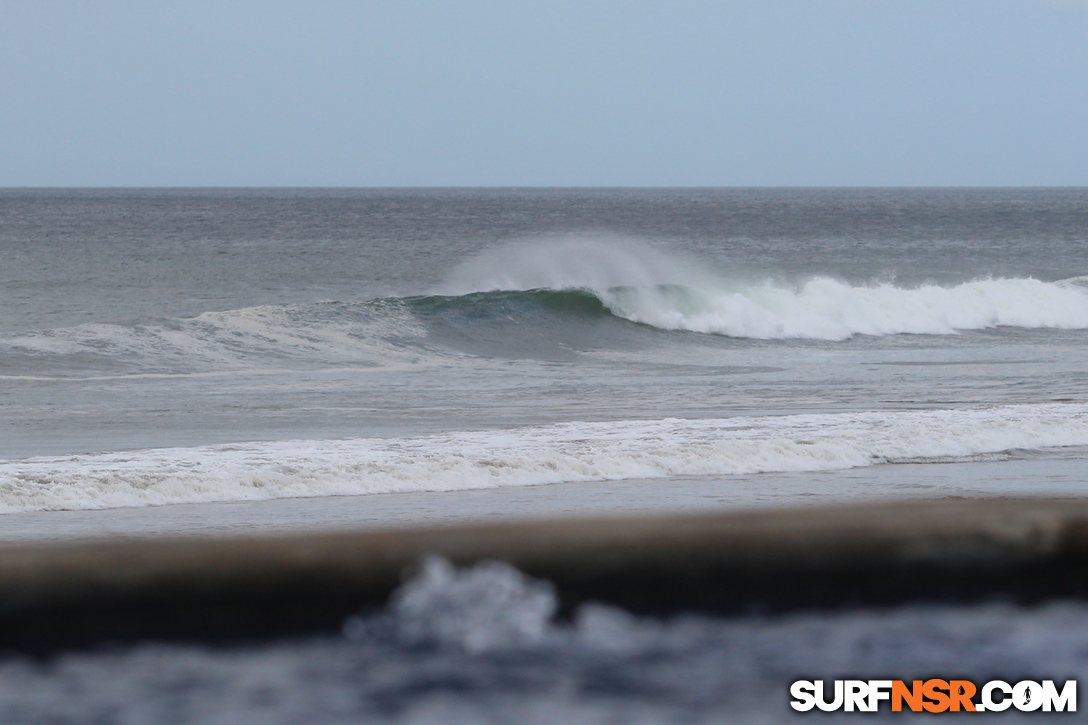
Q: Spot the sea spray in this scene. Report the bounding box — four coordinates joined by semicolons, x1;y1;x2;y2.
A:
7;242;1088;378
444;239;1088;340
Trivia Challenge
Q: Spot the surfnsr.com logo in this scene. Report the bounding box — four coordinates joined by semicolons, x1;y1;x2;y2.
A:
790;679;1076;713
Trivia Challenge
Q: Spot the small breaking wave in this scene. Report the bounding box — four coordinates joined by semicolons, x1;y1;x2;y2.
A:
2;404;1087;513
0;300;437;376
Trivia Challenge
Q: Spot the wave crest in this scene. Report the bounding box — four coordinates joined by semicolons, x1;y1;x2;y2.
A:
446;240;1088;340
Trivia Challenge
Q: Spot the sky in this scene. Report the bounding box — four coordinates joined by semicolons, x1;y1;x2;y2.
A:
2;0;1087;187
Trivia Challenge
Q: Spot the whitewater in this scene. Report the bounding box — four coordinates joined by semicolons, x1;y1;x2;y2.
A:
595;276;1088;339
3;404;1087;513
447;239;1088;340
5;274;1088;379
2;188;1088;523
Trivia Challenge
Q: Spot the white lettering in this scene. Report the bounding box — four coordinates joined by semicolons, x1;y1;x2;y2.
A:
1042;680;1076;712
789;680;817;712
1014;680;1044;712
867;680;892;711
815;680;844;712
844;680;871;712
981;681;1013;712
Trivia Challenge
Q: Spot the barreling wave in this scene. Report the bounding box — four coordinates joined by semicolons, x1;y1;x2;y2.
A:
7;280;1088;378
3;404;1088;513
0;291;616;376
6;280;1088;378
444;239;1088;340
6;240;1088;376
407;288;609;318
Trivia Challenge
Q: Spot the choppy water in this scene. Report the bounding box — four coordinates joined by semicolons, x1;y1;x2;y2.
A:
2;188;1088;511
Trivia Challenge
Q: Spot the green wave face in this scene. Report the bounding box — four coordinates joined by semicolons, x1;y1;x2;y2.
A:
403;288;610;320
12;275;1088;376
427;277;1088;342
601;284;714;320
399;288;641;361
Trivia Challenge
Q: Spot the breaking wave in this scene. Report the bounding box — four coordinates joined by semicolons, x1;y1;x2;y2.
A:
446;239;1088;340
595;277;1088;339
3;404;1087;513
0;300;438;376
7;279;1088;377
5;241;1088;378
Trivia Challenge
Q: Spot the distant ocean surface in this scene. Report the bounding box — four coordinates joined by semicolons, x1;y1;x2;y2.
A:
2;188;1088;514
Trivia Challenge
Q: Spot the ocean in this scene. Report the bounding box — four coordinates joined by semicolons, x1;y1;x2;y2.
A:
2;187;1088;722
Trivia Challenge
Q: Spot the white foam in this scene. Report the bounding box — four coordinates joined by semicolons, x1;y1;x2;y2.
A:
354;557;559;653
0;300;434;373
3;404;1087;513
601;277;1088;340
447;239;1088;340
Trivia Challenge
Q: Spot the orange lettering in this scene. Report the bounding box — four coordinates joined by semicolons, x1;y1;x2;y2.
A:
892;680;924;712
948;680;977;712
922;679;950;713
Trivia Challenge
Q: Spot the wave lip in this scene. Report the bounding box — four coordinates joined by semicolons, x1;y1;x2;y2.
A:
444;238;1088;340
9;268;1088;376
3;404;1087;513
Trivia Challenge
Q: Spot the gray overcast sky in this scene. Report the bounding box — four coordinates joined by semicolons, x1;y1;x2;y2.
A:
2;1;1087;187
